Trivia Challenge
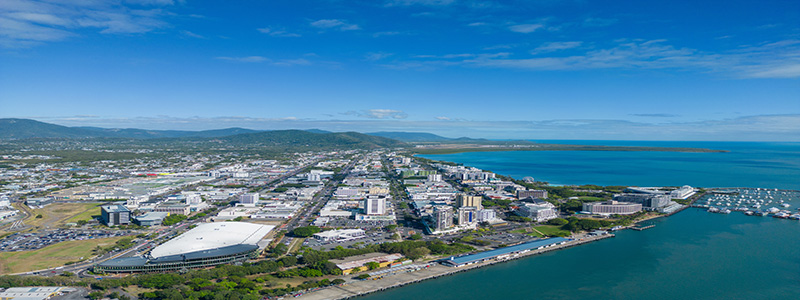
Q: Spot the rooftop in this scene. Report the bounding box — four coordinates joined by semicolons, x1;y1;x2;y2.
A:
149;222;273;258
442;237;569;266
330;252;403;270
101;204;130;213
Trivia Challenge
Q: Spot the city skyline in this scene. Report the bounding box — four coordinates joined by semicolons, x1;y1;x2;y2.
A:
1;0;799;140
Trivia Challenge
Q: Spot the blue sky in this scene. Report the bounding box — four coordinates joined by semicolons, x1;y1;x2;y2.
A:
1;0;799;140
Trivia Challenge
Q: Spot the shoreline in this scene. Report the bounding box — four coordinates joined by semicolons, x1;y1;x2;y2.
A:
411;145;728;155
295;234;614;300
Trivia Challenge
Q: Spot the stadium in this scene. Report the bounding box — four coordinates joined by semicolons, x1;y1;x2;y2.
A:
95;222;274;273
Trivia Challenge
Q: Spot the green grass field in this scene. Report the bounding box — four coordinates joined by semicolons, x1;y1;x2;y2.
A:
0;236;125;274
25;202;100;228
65;204;101;223
533;225;572;237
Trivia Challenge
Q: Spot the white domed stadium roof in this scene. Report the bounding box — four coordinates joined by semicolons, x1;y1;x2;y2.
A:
150;222;274;259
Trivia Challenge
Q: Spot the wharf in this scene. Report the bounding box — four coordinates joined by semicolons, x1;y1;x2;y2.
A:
295;234;614;300
632;225;655;231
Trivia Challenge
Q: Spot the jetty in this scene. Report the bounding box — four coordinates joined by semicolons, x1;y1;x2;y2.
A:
632;224;655;231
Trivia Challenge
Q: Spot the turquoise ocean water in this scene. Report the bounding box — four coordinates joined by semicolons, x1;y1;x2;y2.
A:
358;141;800;300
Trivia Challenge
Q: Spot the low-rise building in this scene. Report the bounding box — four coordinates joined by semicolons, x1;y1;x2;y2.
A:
516;202;558;222
582;200;642;215
331;253;404;275
133;212;169;226
25;197;53;207
518;189;548;199
154;202;191;215
312;229;366;242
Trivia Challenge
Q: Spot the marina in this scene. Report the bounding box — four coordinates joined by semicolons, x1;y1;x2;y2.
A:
694;188;800;220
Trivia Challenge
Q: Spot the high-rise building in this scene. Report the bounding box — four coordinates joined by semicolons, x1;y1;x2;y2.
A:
240;193;259;206
307;173;322;182
457;207;478;225
365;196;386;215
433;207;454;231
456;194;483;210
101;204;131;226
476;209;498;223
427;174;442;182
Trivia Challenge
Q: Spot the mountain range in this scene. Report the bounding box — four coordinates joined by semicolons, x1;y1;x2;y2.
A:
0;118;465;143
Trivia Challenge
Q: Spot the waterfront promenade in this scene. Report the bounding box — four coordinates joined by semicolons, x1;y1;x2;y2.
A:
296;234;614;300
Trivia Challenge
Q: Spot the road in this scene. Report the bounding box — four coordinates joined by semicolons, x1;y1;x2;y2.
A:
275;155;360;247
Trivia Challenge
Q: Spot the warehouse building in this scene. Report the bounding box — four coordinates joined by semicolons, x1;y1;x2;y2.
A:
440;237;569;267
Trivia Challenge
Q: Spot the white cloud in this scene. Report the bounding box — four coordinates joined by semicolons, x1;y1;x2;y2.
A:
180;30;204;38
393;39;800;79
531;41;582;54
123;0;177;6
343;109;408;119
216;56;270;63
508;23;543;33
583;17;617;27
373;31;401;37
0;0;176;47
216;56;312;66
257;27;301;37
385;0;456;7
310;19;360;31
435;116;451;120
365;52;393;61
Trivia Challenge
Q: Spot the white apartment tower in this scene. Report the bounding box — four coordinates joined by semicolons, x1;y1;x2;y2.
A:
365;197;386;215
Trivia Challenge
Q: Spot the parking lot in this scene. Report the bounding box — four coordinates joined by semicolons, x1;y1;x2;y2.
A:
0;229;134;252
304;231;396;251
320;217;396;231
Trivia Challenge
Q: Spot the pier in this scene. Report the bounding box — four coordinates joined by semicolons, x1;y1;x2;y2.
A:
632;224;655;231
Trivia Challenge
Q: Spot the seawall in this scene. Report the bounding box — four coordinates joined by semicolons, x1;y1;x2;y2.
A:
296;234;614;300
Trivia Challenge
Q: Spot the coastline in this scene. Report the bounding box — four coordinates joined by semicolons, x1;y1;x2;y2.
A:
411;145;728;155
296;234;614;300
294;155;730;300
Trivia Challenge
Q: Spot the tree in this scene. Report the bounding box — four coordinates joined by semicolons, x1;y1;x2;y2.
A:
351;267;362;273
409;234;422;240
356;274;370;280
161;214;187;226
548;218;568;226
406;247;430;260
35;214;43;218
331;279;346;285
271;243;288;256
292;226;321;237
384;224;398;232
365;261;380;270
278;256;297;267
88;292;104;300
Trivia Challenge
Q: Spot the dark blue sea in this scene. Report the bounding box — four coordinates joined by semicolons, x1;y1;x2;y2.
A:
422;141;800;190
358;141;800;300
